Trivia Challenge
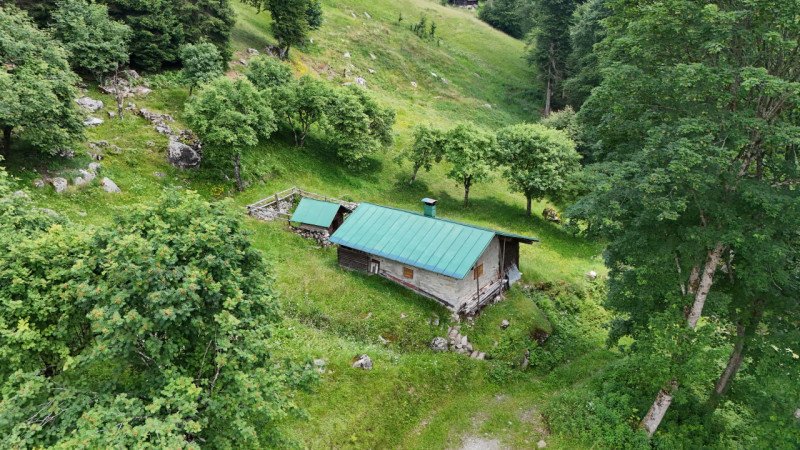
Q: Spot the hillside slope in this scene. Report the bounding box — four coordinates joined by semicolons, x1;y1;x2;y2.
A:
5;1;610;448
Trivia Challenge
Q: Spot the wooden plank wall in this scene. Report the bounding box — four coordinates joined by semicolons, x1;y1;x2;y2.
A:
338;246;370;272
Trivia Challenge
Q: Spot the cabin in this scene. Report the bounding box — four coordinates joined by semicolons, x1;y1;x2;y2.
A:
289;197;351;234
330;199;536;315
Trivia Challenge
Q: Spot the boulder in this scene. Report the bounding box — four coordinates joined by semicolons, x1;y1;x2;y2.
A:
430;337;448;352
73;176;89;187
247;47;259;55
51;177;68;193
501;319;510;329
88;162;102;173
100;177;121;193
352;354;373;370
83;117;103;127
79;168;96;183
75;96;104;112
168;138;202;169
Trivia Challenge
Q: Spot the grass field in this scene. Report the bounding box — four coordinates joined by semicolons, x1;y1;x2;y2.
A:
3;0;614;447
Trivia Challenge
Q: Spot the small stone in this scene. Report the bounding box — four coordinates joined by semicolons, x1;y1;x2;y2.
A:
587;270;598;281
313;358;326;373
477;352;485;360
57;148;75;158
12;190;29;199
537;440;547;448
483;103;492;109
33;179;46;188
154;171;166;178
77;211;87;217
460;335;468;346
364;11;371;19
83;117;103;127
470;351;478;358
73;176;88;187
343;52;351;58
501;319;510;329
239;58;248;65
132;86;152;96
368;68;376;74
794;408;800;420
431;72;438;78
79;168;96;183
51;177;68;193
247;47;259;55
352;354;372;370
355;76;367;86
430;337;448;352
369;53;377;60
411;81;417;88
430;315;440;326
107;111;116;118
351;12;357;18
88;162;101;173
378;335;389;344
100;177;121;193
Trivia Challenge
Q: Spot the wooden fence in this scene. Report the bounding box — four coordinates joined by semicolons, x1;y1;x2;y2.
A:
246;187;358;221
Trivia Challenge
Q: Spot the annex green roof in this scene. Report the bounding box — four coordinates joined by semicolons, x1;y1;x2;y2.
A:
290;198;343;228
330;203;536;279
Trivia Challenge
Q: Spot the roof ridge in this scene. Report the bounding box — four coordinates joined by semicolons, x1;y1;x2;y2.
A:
358;202;537;242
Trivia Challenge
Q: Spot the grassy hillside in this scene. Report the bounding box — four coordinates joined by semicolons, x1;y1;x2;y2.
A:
4;0;613;447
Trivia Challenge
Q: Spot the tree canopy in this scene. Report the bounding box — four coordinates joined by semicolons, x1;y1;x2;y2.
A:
0;6;83;161
180;42;225;95
185;77;277;191
398;124;446;184
50;0;131;80
496;123;580;216
442;123;496;206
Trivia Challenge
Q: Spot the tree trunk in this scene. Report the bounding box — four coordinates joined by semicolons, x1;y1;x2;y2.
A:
686;242;725;328
640;241;725;436
233;153;243;191
410;165;420;184
544;75;552;117
641;380;678;437
1;126;11;160
189;84;194;96
463;178;471;207
526;195;532;217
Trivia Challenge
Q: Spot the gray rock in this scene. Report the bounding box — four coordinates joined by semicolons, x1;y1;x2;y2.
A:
75;96;104;112
51;177;68;193
168;138;201;169
795;408;800;420
501;319;510;329
411;81;418;88
352;354;372;370
153;171;166;178
368;68;376;74
460;335;468;346
73;176;89;187
100;177;121;193
88;162;101;173
587;270;598;280
430;337;448;352
132;86;152;96
313;358;326;373
369;53;377;60
364;11;371;19
108;110;116;118
32;179;46;188
537;440;547;448
38;208;59;217
343;52;351;58
12;190;29;199
247;47;259;55
79;168;96;183
58;148;75;158
355;76;367;86
83;117;103;127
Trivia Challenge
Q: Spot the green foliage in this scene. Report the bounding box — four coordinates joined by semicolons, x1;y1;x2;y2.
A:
273;75;331;146
245;55;293;90
527;0;577;113
258;0;314;57
442;123;496;206
0;188;310;448
410;15;438;41
496;123;580;215
478;0;535;38
306;0;323;30
102;0;234;71
397;124;446;183
179;42;225;95
563;0;608;109
50;0;131;80
324;85;395;166
0;6;83;159
185;77;277;189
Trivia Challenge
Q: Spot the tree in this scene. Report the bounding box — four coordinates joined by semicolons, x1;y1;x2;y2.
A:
245;55;293;90
563;0;608;109
527;0;577;116
306;0;323;30
0;6;83;161
180;42;224;95
397;124;445;184
478;0;534;38
50;0;131;81
443;123;496;206
242;0;308;58
0;188;312;447
324;86;395;166
496;123;580;216
540;106;588;160
273;75;330;146
177;0;235;63
185;77;276;191
569;0;800;438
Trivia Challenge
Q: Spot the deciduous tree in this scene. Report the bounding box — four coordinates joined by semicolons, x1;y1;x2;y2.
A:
0;6;83;161
245;55;293;90
527;0;577;116
273;75;330;146
324;86;395;166
397;124;445;184
443;123;496;206
180;42;224;95
496;123;580;216
50;0;131;81
185;77;276;191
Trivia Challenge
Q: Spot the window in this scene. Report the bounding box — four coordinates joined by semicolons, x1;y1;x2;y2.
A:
474;263;484;280
403;267;414;279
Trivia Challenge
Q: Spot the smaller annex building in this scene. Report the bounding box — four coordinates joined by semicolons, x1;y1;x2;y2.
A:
290;197;351;234
330;199;536;315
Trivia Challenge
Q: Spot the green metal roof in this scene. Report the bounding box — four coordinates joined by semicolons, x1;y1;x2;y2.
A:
330;203;536;279
290;198;342;228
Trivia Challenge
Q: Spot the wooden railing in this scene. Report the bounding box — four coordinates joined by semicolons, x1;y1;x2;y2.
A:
246;187;358;220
